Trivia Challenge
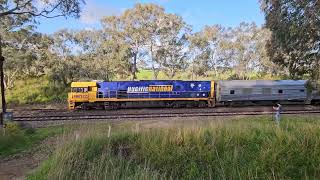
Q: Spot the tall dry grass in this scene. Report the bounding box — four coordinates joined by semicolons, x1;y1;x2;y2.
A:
29;115;320;179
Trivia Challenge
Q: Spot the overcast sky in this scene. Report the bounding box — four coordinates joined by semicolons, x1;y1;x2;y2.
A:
36;0;265;34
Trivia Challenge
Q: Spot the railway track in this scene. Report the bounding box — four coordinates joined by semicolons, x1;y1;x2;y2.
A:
13;109;320;122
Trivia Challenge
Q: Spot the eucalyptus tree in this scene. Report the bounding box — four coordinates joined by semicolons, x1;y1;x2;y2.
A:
48;29;79;86
49;28;133;83
218;23;273;80
3;30;52;88
0;0;84;18
102;6;145;80
74;29;132;81
130;4;165;79
261;0;320;80
155;14;190;78
189;25;223;78
225;23;260;79
0;0;85;120
190;23;274;80
102;3;190;80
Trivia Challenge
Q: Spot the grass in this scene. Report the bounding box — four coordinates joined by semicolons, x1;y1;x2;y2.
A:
0;122;65;157
6;76;68;105
28;115;320;179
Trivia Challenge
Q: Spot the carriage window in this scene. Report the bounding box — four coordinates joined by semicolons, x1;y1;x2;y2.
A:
278;89;283;94
230;90;235;94
262;88;271;94
242;88;252;94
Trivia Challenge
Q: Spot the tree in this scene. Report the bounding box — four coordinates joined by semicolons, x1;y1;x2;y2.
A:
75;30;132;81
49;28;133;84
189;23;275;80
0;0;85;124
0;0;84;18
3;29;52;88
223;23;260;79
132;4;165;80
156;14;190;78
218;23;275;80
102;3;190;80
189;25;222;78
102;6;145;80
261;0;320;80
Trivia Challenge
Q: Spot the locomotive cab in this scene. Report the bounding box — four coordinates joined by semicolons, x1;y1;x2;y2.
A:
68;82;97;110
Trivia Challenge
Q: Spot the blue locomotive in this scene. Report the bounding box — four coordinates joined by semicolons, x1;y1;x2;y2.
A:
68;80;215;109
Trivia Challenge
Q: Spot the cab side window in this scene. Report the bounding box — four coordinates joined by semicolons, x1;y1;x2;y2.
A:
72;87;88;92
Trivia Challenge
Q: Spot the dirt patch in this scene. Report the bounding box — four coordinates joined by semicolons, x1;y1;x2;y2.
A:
0;136;59;180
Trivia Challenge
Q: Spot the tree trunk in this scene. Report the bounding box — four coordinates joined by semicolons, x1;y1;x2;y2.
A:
150;44;158;80
0;37;6;125
132;52;137;80
170;69;175;79
152;65;159;80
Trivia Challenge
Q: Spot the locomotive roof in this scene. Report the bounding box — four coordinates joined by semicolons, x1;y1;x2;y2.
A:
218;80;307;87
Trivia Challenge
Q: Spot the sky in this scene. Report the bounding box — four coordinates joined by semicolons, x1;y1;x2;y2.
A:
36;0;265;34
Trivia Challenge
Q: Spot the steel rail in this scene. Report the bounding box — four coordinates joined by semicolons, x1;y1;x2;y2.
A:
13;107;320;119
12;110;320;122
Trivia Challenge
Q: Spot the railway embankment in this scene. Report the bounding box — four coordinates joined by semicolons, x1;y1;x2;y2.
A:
1;114;320;179
19;115;320;179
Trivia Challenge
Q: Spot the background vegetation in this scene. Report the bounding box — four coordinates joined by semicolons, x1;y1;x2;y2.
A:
1;0;320;105
28;115;320;179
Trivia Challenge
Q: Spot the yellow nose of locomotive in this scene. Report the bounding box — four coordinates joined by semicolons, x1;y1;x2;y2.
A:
68;82;97;110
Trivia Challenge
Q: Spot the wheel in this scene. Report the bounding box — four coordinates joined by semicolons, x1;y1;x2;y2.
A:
198;101;207;108
110;102;119;110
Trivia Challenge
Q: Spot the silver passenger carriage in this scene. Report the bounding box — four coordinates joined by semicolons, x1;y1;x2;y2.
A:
216;80;308;105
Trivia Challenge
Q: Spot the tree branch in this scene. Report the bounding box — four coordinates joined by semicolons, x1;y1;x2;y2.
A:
0;0;33;17
0;0;76;19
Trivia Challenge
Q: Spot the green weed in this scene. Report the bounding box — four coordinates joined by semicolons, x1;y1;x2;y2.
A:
0;123;65;157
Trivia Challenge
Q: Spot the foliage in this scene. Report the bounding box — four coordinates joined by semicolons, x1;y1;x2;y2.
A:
101;4;191;80
0;123;65;157
0;0;84;19
6;77;67;105
47;5;276;85
189;23;277;80
29;116;320;179
2;1;319;105
2;28;52;89
0;0;85;90
261;0;320;80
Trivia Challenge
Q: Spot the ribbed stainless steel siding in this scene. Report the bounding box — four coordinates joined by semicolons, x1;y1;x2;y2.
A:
217;80;307;102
